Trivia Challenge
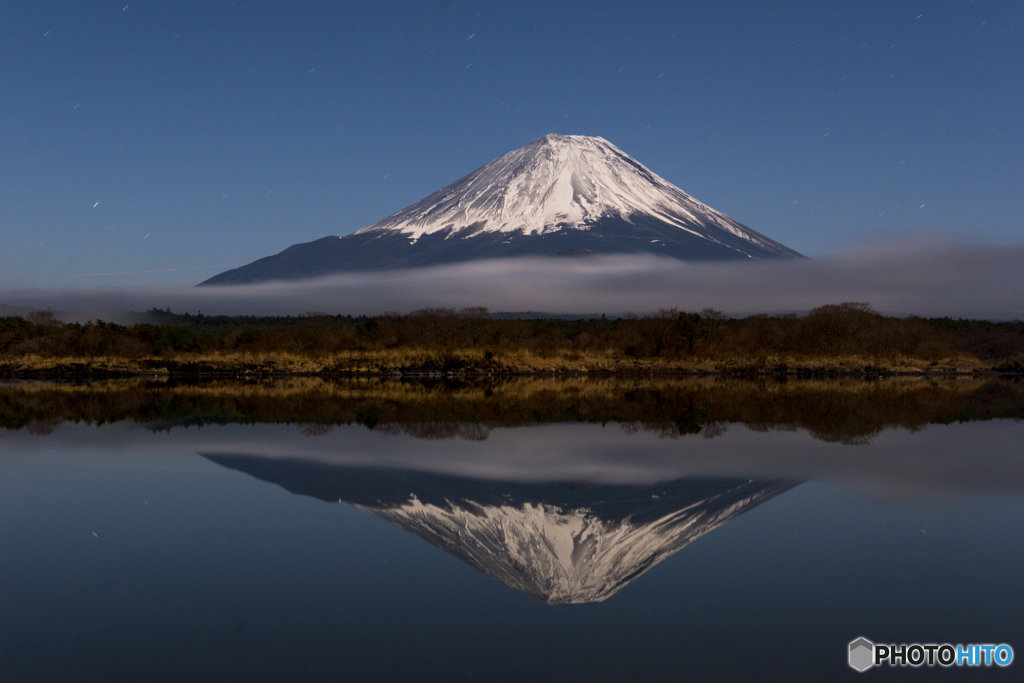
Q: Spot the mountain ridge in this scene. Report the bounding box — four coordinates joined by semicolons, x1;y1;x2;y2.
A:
201;134;802;285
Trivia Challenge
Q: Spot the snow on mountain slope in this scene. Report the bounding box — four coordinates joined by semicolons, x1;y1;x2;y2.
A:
355;134;791;256
198;134;801;284
360;479;791;604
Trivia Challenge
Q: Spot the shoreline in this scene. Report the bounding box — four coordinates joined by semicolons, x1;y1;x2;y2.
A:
2;375;1021;445
0;350;1005;380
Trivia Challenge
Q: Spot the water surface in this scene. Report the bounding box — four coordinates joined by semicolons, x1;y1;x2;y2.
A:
1;378;1021;681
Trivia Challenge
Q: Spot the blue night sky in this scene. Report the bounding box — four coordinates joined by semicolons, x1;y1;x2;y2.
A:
1;0;1021;289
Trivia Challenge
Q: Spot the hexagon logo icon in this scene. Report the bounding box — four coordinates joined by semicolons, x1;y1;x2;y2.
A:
849;637;874;672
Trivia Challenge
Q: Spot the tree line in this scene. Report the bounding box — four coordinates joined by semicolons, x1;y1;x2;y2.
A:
1;304;1022;366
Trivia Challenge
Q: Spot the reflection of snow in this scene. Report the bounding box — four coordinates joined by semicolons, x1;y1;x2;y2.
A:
359;480;790;604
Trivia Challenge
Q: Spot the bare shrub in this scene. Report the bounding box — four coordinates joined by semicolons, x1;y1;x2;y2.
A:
26;310;62;328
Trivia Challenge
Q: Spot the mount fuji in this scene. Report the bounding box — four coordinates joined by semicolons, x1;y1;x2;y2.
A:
201;134;802;285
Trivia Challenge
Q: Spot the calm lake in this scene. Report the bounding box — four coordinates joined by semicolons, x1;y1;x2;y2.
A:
1;377;1021;681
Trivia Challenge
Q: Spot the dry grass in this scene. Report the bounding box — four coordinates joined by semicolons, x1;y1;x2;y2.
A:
0;347;993;377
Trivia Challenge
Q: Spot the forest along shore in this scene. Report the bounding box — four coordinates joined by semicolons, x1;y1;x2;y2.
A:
1;304;1021;379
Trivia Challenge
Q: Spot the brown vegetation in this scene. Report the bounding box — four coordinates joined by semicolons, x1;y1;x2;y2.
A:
1;303;1020;378
1;376;1021;445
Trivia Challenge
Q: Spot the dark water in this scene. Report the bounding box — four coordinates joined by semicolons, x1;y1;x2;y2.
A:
1;379;1021;681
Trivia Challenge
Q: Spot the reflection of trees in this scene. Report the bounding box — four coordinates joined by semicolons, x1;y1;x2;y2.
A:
26;417;63;435
380;421;491;441
700;421;729;440
300;423;334;437
1;376;1022;445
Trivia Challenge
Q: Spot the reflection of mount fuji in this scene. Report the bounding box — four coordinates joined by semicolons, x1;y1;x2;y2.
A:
205;454;796;604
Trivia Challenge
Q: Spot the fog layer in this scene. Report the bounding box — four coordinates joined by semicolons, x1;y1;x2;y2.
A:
3;241;1022;320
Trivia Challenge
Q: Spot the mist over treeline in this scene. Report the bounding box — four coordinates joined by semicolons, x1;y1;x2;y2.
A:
3;303;1022;368
2;244;1023;321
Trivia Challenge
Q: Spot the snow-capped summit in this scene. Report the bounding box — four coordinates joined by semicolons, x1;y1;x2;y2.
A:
357;134;786;251
201;134;802;284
